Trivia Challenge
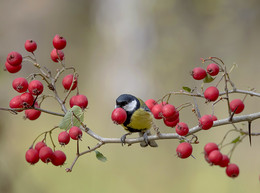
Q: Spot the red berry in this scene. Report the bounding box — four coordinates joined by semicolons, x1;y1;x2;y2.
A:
211;115;218;121
50;49;64;62
69;126;83;140
165;110;179;122
58;131;70;145
62;74;77;90
192;67;207;80
24;40;37;52
25;149;39;165
151;104;163;119
219;154;230;167
208;150;223;165
9;95;23;111
204;86;219;101
145;99;157;110
5;61;22;73
229;99;245;114
28;80;44;95
25;102;41;120
12;77;28;93
51;150;66;166
176;142;193;159
175;122;189;136
35;141;46;152
164;118;179;127
162;104;176;119
69;95;88;109
207;63;219;76
111;108;127;124
7;51;23;66
226;163;239;178
199;115;213;130
204;142;219;155
39;146;54;163
53;34;67;50
20;92;34;107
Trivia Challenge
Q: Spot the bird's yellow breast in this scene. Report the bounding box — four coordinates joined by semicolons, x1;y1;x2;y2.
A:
124;108;153;131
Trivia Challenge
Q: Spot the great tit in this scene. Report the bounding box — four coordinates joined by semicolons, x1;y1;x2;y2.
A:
115;94;158;147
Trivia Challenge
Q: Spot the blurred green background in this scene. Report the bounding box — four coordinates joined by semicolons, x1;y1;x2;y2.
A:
0;0;260;193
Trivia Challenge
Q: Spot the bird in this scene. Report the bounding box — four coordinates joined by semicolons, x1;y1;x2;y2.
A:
115;94;158;147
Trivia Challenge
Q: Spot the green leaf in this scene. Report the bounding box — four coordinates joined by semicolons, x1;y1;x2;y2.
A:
203;73;215;83
182;86;191;93
231;136;240;144
95;151;107;162
179;140;186;143
59;106;84;130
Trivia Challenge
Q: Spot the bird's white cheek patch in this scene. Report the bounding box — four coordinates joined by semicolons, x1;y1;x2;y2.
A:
123;100;137;112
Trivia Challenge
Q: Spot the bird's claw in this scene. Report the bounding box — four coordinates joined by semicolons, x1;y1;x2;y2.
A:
120;133;131;146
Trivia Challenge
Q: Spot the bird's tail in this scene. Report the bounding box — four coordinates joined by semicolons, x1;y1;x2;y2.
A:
139;130;158;147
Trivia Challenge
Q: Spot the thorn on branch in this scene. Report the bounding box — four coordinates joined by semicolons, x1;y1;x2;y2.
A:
248;121;252;146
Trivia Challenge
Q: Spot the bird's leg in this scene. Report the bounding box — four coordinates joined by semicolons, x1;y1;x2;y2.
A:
120;133;132;146
142;130;149;145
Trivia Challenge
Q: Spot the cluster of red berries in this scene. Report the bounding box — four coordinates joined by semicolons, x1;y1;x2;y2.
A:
146;99;180;127
25;141;66;166
4;35;67;73
10;78;43;120
25;126;83;166
204;142;239;178
4;34;90;168
6;35;88;118
191;64;245;114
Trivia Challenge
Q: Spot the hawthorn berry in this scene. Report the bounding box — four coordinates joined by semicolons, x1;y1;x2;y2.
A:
5;61;22;73
229;99;245;114
12;77;28;93
6;51;23;66
28;80;44;95
69;94;88;109
50;49;64;62
207;63;219;76
204;142;219;155
176;142;193;159
164;118;179;127
175;122;189;136
25;149;39;165
20;92;34;107
145;99;157;110
53;34;67;50
204;86;219;101
24;40;37;52
192;67;207;80
219;154;230;167
69;126;83;140
199;115;213;130
25;102;41;120
151;104;163;119
58;131;70;145
162;104;176;119
51;150;66;166
165;110;179;122
62;74;77;90
9;95;23;111
35;141;46;152
226;163;239;178
111;108;127;124
211;115;218;121
208;150;223;165
39;146;54;163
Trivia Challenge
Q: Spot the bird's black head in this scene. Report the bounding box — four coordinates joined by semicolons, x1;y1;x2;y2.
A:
116;94;140;113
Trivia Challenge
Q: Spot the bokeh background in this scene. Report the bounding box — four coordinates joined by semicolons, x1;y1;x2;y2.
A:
0;0;260;193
